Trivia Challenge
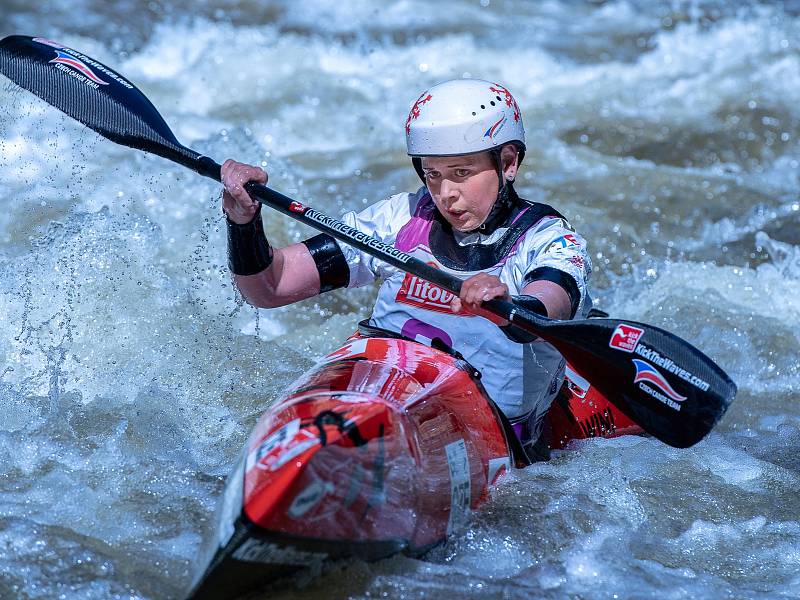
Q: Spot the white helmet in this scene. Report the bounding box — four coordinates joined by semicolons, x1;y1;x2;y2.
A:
405;78;526;157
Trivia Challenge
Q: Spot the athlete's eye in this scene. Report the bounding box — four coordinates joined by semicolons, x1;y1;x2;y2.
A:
424;171;440;180
454;169;470;178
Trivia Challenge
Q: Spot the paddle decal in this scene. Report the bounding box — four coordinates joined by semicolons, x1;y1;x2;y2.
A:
31;37;133;90
49;50;109;86
31;37;65;49
302;207;412;264
632;358;687;410
609;323;645;353
634;344;711;391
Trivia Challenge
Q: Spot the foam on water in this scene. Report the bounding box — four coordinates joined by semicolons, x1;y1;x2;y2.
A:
1;1;799;598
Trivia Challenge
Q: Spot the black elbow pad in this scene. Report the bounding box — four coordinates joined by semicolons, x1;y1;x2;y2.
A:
523;266;581;318
302;233;350;293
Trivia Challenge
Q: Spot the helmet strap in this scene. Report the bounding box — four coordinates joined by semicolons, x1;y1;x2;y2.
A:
471;148;517;234
412;156;425;182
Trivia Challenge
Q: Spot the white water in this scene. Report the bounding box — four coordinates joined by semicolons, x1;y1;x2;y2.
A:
1;1;799;598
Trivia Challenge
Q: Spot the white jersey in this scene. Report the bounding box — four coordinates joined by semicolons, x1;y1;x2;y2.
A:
337;187;592;436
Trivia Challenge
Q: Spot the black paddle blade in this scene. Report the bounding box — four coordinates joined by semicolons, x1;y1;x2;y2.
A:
539;318;736;448
0;35;200;170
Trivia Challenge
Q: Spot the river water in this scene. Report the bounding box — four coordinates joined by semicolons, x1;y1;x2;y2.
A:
0;1;798;598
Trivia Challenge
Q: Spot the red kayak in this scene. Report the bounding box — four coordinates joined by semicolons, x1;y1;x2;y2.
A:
187;331;641;599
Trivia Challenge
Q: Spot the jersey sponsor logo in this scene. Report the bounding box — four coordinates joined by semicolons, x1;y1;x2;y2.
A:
396;272;470;315
632;359;686;410
568;255;584;269
49;50;109;85
545;234;580;254
400;318;454;348
609;324;644;353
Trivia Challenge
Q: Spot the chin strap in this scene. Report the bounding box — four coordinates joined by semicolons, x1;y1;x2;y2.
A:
472;145;521;234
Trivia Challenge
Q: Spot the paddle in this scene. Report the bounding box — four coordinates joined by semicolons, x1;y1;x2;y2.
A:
0;34;737;448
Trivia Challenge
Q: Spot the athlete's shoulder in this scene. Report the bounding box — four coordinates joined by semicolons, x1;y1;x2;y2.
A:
509;200;573;243
390;185;432;218
511;199;587;257
354;186;428;223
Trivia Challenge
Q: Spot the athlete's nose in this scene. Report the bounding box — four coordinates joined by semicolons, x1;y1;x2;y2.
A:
439;178;458;204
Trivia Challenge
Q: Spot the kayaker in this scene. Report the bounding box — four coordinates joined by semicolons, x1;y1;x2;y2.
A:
221;79;591;462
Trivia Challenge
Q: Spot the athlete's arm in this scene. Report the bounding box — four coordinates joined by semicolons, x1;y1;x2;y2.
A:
233;243;322;308
221;160;345;308
518;279;572;320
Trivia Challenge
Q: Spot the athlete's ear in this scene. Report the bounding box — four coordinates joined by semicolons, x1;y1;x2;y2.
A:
500;144;519;182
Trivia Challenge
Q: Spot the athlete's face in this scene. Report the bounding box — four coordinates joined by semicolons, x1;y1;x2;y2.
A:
421;151;501;232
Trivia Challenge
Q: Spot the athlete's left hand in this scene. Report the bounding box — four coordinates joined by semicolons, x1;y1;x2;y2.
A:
450;273;510;326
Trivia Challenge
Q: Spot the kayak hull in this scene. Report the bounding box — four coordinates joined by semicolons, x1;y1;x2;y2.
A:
187;336;642;599
188;336;512;599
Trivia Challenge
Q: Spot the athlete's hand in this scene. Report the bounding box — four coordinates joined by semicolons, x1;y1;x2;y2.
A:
450;273;510;326
221;159;268;224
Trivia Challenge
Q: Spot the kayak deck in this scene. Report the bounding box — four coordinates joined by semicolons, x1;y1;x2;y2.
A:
187;336;512;599
187;336;641;599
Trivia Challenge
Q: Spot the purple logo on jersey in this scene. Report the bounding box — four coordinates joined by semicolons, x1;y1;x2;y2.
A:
49;50;109;85
632;359;686;402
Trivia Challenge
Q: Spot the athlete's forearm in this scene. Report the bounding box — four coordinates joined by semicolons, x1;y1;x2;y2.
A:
233;244;322;308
